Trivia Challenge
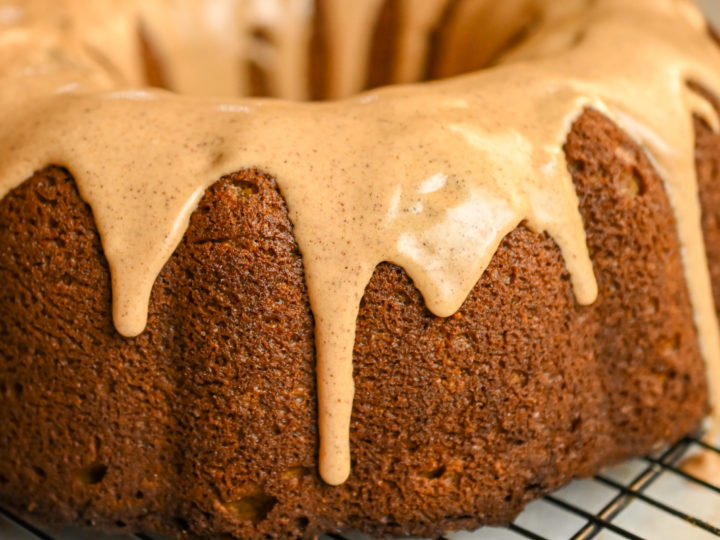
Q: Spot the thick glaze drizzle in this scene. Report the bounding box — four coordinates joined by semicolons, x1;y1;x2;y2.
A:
0;0;719;485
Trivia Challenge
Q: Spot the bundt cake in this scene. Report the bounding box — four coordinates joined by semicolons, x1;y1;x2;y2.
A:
2;0;720;537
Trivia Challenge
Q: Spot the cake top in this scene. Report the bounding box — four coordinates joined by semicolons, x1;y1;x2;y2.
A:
0;0;719;485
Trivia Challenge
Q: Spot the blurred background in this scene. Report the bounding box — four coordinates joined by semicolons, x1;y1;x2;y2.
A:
698;0;720;28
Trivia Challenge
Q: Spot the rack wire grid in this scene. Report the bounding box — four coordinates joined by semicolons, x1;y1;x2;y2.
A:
1;434;720;540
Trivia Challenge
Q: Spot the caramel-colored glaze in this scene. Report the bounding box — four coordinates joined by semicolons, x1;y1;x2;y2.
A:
1;0;720;485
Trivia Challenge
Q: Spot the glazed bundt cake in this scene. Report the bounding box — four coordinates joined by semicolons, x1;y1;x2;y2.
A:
2;0;720;538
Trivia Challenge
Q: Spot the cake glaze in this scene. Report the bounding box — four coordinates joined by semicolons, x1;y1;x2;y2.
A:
0;0;719;490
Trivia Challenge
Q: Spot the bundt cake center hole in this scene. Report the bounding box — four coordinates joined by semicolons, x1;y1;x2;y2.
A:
135;0;546;101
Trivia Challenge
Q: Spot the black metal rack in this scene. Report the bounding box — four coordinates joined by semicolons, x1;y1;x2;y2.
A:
2;435;720;540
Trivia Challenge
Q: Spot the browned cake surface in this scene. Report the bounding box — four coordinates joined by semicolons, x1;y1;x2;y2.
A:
0;106;718;539
696;84;720;311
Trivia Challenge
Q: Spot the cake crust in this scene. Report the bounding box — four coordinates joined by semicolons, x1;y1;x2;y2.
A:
0;108;715;538
696;84;720;314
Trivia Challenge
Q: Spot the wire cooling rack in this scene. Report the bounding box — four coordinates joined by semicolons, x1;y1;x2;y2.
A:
2;435;720;540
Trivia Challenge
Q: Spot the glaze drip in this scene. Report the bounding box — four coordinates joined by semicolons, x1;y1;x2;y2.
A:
0;0;719;486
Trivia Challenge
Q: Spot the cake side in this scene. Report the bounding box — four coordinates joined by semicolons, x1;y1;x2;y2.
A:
0;106;714;539
696;84;720;315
